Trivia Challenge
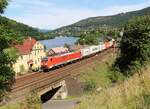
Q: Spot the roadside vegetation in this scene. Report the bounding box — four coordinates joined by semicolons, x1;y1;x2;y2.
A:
0;90;41;109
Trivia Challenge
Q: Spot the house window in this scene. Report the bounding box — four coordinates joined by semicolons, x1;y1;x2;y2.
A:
35;60;37;64
35;45;36;50
38;58;41;62
21;56;23;60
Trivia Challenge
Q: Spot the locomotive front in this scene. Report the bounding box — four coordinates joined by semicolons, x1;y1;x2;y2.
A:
41;57;49;70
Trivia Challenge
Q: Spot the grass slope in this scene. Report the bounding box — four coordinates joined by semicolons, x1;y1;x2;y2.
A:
73;66;150;109
78;54;117;89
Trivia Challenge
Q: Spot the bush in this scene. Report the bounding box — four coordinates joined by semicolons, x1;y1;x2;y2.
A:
83;80;96;92
108;68;125;83
114;15;150;76
21;90;41;109
143;93;150;108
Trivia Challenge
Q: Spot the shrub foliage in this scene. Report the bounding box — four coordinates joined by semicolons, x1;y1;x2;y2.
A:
0;0;22;101
76;31;99;45
0;0;8;14
83;80;96;92
114;16;150;76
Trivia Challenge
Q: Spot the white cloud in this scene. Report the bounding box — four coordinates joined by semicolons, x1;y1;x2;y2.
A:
5;0;150;29
12;8;100;29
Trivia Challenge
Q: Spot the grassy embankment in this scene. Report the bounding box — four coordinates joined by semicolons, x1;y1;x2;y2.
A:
77;52;118;93
74;63;150;109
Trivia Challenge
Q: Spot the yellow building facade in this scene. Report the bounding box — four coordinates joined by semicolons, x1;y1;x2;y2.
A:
13;38;46;75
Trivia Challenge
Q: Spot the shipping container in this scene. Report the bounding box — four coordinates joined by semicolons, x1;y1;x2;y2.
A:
80;47;91;57
98;44;103;52
89;45;100;54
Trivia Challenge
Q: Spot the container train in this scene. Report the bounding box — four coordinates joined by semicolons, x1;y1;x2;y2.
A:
41;39;115;71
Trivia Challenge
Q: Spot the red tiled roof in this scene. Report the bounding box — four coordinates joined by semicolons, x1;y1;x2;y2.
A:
48;47;69;55
51;47;68;54
15;38;37;55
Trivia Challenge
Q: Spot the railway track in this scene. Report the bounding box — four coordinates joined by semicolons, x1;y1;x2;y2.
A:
10;48;117;101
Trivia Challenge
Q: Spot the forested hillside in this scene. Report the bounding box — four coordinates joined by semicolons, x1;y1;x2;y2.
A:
0;15;44;40
50;7;150;37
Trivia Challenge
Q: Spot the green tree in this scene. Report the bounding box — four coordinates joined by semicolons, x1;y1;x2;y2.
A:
64;43;70;48
76;31;99;45
0;0;21;101
114;16;150;76
0;0;8;14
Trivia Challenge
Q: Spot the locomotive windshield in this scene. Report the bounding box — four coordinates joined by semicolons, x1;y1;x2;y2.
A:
42;57;48;61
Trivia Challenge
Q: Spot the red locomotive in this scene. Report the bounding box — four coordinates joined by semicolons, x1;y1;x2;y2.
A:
41;51;82;70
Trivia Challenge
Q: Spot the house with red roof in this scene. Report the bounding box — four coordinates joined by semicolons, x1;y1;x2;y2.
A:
48;47;69;56
13;37;46;74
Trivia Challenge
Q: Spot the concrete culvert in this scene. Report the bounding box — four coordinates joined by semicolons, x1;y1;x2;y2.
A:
41;86;61;103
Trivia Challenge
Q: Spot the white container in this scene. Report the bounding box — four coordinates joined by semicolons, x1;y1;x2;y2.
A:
89;45;100;54
80;47;91;57
98;44;103;52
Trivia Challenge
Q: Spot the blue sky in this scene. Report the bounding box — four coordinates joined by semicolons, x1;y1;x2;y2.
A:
3;0;150;29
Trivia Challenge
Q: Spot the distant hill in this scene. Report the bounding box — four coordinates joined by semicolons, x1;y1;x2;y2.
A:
50;7;150;36
39;29;51;33
0;15;44;40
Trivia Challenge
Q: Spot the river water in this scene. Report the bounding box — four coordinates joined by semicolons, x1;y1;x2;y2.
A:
40;37;79;50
